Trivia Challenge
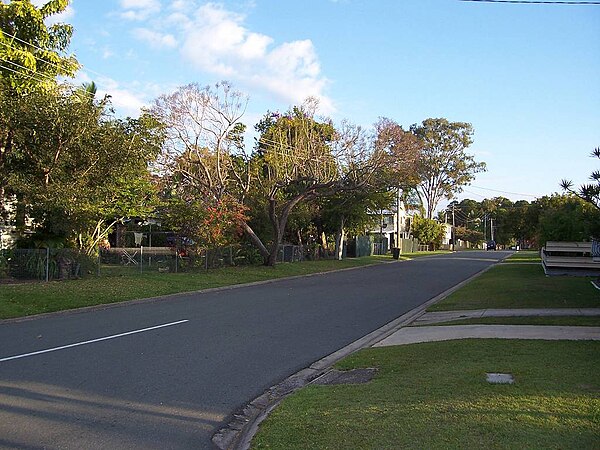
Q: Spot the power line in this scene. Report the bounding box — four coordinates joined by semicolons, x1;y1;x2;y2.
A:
0;57;97;101
468;185;537;198
460;0;600;4
0;29;143;102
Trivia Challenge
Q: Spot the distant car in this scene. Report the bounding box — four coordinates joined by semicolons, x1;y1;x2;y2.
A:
486;241;496;251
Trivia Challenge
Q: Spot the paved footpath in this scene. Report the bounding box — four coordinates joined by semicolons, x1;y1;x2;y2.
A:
374;324;600;346
376;308;600;346
413;308;600;325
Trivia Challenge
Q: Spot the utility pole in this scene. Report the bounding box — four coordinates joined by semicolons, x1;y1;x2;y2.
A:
451;203;456;251
396;188;401;248
490;217;495;242
484;213;488;241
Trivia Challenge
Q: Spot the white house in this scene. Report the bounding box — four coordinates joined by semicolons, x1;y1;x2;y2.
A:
366;195;414;253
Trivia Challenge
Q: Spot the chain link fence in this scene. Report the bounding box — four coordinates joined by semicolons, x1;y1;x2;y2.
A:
0;248;96;282
0;244;308;283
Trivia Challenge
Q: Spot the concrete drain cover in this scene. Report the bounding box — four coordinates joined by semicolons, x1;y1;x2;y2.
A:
313;368;378;385
486;373;515;384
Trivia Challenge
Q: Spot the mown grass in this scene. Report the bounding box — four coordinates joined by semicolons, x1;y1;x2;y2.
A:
413;316;600;327
503;250;541;263
0;257;388;319
428;264;598;311
252;340;600;450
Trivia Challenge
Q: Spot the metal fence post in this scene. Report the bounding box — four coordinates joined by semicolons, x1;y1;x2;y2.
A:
174;243;178;273
140;246;143;274
45;247;49;282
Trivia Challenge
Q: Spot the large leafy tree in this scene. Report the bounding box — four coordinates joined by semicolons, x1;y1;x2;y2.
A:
536;194;600;244
250;103;342;265
251;104;392;265
0;0;80;221
5;86;163;254
410;118;486;219
410;215;445;250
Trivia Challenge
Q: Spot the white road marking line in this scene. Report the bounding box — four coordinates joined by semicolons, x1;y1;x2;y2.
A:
0;319;189;363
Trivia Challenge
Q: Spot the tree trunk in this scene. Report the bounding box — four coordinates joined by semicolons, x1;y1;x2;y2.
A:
241;221;270;260
320;231;328;258
263;194;307;266
334;216;345;260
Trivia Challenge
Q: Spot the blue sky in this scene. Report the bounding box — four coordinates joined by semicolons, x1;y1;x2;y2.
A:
49;0;599;206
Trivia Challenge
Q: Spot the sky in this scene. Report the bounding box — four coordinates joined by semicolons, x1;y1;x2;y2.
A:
42;0;600;207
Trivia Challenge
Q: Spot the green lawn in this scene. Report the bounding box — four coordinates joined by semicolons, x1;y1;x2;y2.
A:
0;257;387;319
252;340;600;450
503;250;541;263
428;264;598;311
413;316;600;327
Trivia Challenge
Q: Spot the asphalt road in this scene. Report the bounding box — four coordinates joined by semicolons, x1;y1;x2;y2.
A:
0;251;508;449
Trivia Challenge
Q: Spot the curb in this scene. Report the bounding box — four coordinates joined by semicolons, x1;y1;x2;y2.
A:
212;261;497;450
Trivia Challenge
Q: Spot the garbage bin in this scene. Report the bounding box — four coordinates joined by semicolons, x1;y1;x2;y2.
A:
392;247;400;260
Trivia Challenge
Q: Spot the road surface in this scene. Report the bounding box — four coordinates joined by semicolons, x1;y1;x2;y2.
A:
0;251;507;449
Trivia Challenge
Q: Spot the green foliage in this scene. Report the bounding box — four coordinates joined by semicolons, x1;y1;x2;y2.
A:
410;118;486;219
561;147;600;212
411;215;445;249
453;225;484;245
536;194;600;244
0;0;78;93
2;84;163;255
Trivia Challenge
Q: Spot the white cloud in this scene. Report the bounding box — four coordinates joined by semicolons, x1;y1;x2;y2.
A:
120;0;160;9
132;28;177;49
88;76;152;118
119;0;161;21
178;3;333;112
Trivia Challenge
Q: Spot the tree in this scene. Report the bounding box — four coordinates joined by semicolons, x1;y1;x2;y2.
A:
411;215;445;250
410;118;486;219
536;194;600;244
0;0;78;93
454;226;484;246
150;82;251;251
5;85;163;254
313;118;421;260
250;103;363;266
0;0;80;221
561;147;600;211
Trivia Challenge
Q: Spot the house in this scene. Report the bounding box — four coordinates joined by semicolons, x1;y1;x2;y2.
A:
365;197;415;254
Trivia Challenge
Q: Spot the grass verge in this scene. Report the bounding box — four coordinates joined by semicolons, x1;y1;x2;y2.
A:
413;316;600;327
503;250;541;263
252;340;600;450
428;264;598;311
0;257;387;320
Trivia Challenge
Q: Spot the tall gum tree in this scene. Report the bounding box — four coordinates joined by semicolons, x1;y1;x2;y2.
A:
410;118;486;219
251;103;391;266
